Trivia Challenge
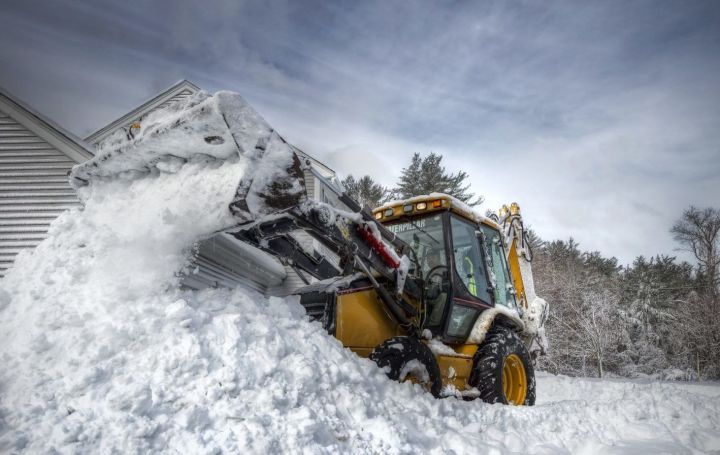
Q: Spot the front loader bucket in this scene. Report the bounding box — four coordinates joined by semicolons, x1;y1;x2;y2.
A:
70;91;308;223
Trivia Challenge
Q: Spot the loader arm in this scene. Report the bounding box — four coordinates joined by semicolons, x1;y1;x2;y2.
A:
70;90;422;333
498;203;549;356
226;192;422;330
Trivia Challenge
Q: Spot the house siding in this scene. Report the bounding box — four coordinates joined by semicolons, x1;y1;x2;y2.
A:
181;233;287;294
0;109;81;276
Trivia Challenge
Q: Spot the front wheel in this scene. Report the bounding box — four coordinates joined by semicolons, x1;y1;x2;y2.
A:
469;325;536;405
370;336;443;398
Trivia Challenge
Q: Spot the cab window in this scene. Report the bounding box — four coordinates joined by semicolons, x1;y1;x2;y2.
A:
385;214;449;328
450;216;491;304
385;214;445;277
479;225;516;308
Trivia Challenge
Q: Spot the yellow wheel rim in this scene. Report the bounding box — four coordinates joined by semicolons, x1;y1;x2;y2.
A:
502;354;527;405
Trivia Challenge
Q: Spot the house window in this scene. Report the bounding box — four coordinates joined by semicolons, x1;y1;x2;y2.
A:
321;187;333;206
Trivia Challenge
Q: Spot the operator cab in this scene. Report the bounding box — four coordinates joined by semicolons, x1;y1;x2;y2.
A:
375;195;518;343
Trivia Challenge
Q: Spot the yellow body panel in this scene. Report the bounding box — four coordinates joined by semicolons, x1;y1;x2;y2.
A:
506;237;527;309
436;355;474;389
453;344;479;358
336;288;482;391
336;289;402;350
349;347;374;358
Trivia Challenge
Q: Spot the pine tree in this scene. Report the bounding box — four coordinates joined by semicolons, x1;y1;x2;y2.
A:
392;153;482;206
341;175;388;209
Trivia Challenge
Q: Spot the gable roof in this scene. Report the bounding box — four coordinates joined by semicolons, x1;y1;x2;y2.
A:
85;79;200;146
290;144;336;178
0;86;94;163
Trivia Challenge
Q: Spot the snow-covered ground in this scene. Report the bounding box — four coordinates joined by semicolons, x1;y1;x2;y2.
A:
1;92;719;454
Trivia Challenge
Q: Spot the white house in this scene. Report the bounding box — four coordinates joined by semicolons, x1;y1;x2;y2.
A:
0;87;94;277
0;80;348;294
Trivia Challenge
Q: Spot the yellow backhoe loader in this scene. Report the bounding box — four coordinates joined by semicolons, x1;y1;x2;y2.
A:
284;195;549;404
70;90;548;405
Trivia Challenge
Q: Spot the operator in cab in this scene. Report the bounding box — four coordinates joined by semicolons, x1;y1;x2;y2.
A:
424;248;449;327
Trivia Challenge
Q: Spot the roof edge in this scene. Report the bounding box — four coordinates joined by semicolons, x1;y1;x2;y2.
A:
84;79;201;145
0;85;94;163
290;144;336;178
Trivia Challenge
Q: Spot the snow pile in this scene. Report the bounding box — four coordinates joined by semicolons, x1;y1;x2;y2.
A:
1;94;719;453
1;169;719;454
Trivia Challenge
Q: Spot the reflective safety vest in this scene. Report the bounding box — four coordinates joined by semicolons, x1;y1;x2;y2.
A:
464;256;477;295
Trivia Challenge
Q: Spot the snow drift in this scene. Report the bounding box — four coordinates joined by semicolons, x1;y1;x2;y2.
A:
1;91;719;454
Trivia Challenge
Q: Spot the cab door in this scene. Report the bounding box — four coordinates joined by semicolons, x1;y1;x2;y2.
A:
441;216;492;341
478;224;518;310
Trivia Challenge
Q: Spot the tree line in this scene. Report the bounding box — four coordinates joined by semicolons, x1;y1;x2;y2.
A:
344;153;720;380
532;211;719;380
341;152;481;208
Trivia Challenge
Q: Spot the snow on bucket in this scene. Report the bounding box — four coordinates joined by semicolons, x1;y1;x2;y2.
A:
70;91;308;224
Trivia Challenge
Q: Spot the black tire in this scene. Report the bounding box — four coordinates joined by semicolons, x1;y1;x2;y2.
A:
370;336;443;398
469;324;536;405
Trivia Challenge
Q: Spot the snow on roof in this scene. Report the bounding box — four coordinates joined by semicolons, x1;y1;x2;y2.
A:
375;193;491;226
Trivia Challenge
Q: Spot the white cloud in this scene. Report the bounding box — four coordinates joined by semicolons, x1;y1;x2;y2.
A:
1;0;718;264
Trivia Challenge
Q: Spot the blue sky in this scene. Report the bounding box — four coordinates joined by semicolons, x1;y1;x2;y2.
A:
1;0;719;264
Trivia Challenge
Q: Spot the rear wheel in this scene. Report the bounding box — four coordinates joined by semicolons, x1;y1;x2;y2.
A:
469;325;535;405
370;336;443;398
